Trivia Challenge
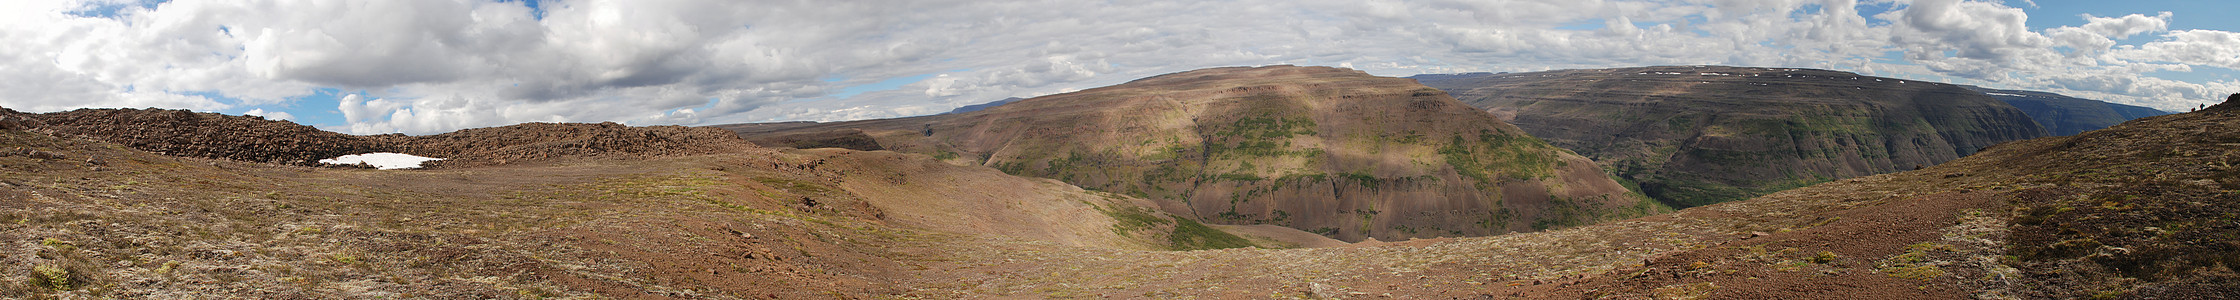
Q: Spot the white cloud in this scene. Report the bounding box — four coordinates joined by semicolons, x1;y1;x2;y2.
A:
2112;30;2240;70
2080;12;2170;39
0;0;2235;132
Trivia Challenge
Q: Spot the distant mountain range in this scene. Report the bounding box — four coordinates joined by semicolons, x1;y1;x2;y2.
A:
1960;86;2170;136
944;97;1022;114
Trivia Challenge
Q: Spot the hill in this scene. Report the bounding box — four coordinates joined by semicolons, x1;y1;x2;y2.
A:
1964;86;2171;136
722;65;1666;242
0;107;1302;298
1414;66;2048;208
5;93;2234;299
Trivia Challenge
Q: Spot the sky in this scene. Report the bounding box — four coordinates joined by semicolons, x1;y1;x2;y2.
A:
2;0;2236;135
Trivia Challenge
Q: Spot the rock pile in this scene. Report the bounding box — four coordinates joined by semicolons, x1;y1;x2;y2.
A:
0;108;42;131
391;122;758;167
34;108;392;165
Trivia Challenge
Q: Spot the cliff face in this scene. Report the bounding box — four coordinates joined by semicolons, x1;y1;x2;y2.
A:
724;65;1663;242
1964;86;2170;136
1415;66;2048;207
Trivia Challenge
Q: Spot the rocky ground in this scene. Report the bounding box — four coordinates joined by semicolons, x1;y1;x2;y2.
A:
2;94;2235;299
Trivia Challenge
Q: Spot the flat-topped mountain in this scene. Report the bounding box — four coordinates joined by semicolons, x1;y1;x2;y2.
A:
945;97;1022;114
1963;86;2170;136
1414;66;2049;207
723;65;1665;241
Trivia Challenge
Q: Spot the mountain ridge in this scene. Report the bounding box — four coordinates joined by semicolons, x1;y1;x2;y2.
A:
1414;65;2050;207
722;65;1667;242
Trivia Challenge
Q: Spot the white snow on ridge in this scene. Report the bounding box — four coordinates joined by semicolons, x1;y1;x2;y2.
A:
320;153;445;170
1986;92;2027;97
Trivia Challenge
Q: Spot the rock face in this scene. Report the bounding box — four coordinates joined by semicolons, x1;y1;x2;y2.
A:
726;65;1661;242
1414;66;2048;208
5;107;754;167
1963;86;2170;136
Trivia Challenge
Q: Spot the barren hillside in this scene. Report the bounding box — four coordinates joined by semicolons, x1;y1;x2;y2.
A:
723;65;1666;242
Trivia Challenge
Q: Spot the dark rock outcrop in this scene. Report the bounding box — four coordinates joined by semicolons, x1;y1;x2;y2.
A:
1415;66;2049;208
0;108;41;131
1963;86;2170;136
31;108;393;165
390;122;757;167
736;128;884;151
724;65;1663;241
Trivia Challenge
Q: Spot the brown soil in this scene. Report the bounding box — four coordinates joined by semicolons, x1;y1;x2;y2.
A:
4;94;2234;299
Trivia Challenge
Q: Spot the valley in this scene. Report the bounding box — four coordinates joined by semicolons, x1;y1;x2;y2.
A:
725;66;1667;242
1415;66;2053;208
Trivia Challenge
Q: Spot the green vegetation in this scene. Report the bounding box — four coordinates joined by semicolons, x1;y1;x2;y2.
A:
1203;116;1321;159
23;238;98;293
1877;242;1953;281
1087;199;1247;250
1809;251;1839;264
28;264;73;291
1167;217;1254;251
1644;175;1831;208
1438;131;1559;187
1093;203;1173;236
1213;116;1317;140
753;176;837;196
1338;171;1379;190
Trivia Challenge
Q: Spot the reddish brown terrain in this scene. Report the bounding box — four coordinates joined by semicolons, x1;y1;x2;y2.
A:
2;80;2235;299
723;66;1665;242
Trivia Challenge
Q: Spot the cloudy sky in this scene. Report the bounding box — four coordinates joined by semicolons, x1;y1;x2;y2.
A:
4;0;2236;135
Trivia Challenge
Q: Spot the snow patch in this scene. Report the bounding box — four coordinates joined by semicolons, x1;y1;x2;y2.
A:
1985;92;2027;97
320;153;444;170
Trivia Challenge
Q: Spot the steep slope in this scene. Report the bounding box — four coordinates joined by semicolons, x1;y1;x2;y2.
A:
1415;66;2048;207
1964;86;2171;136
1523;93;2240;299
723;65;1663;242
